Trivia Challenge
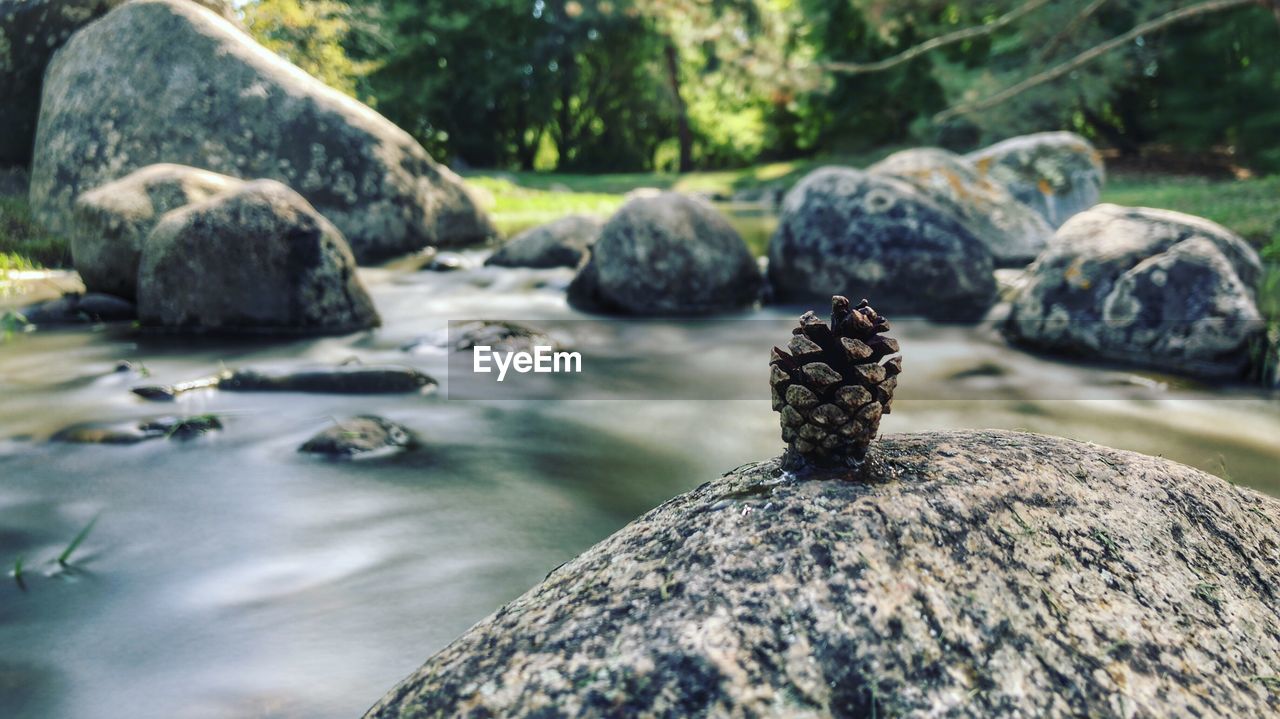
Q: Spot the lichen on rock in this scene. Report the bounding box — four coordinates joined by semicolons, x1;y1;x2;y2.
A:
365;430;1280;718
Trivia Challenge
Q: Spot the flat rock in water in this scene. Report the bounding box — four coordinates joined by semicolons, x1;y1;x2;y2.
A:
367;430;1280;718
52;415;221;444
29;0;493;262
299;416;414;458
21;293;136;325
131;364;435;400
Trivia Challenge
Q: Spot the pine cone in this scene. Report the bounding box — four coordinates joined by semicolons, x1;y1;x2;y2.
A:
770;296;901;470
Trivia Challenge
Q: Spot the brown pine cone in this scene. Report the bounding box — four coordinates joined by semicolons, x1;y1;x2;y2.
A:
770;296;901;470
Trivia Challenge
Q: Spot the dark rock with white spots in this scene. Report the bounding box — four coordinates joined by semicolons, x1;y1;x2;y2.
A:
870;147;1053;266
72;164;242;300
299;416;414;458
29;0;493;262
0;0;236;165
486;214;604;269
569;193;762;315
1005;204;1264;378
767;167;996;320
367;430;1280;718
967;131;1105;228
136;180;379;334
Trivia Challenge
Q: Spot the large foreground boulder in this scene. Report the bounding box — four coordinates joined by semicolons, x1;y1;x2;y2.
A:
767;167;996;320
967;131;1105;228
368;430;1280;718
137;180;379;333
1005;204;1264;378
568;193;762;315
0;0;236;166
72;164;242;300
870;147;1053;266
30;0;493;262
485;214;604;269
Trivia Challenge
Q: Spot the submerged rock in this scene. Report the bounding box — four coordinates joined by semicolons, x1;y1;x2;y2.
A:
967;131;1105;228
21;292;136;326
485;214;604;269
0;0;237;165
568;193;762;315
136;180;380;334
72;164;243;300
1005;204;1264;378
767;167;997;320
869;147;1053;266
30;0;493;262
299;416;415;459
367;430;1280;718
52;414;221;444
132;364;436;401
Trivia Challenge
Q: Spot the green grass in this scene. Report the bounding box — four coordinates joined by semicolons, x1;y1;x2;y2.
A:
0;196;70;270
57;515;99;567
1102;173;1280;248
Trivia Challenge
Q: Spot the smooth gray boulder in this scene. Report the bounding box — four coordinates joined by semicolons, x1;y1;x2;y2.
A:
870;147;1054;266
967;131;1105;228
568;193;762;315
767;167;996;321
30;0;493;262
72;164;242;300
1005;204;1264;378
367;430;1280;718
136;179;379;334
299;416;415;458
0;0;235;166
485;214;604;269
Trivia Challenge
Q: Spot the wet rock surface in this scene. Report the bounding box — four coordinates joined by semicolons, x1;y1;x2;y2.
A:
72;164;243;300
21;292;136;325
767;167;997;320
486;214;604;269
869;147;1053;266
51;414;221;444
132;364;435;401
967;131;1105;229
136;180;380;334
568;193;762;315
367;430;1280;719
29;0;493;262
299;416;415;458
1005;203;1264;378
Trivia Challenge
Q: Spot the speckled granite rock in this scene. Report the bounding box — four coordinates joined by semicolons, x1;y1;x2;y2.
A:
72;164;242;300
0;0;235;165
367;430;1280;718
1005;204;1264;378
568;193;762;315
967;132;1105;229
29;0;493;262
136;180;379;334
486;214;604;269
299;416;414;458
870;147;1053;266
767;167;997;320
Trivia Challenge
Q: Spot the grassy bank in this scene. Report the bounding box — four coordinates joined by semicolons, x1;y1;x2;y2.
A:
0;196;71;272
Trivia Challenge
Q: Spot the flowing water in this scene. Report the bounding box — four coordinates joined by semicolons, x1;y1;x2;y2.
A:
2;241;1278;718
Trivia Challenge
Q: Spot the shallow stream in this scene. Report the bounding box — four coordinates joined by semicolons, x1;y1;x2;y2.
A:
1;246;1278;718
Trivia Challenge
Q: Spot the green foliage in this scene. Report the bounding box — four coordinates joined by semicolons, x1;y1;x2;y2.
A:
58;515;99;567
242;0;378;97
0;197;70;269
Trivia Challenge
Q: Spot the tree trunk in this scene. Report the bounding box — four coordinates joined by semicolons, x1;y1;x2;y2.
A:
664;41;693;174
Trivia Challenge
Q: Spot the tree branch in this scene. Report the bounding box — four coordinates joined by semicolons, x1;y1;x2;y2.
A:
822;0;1053;76
934;0;1260;123
1037;0;1110;62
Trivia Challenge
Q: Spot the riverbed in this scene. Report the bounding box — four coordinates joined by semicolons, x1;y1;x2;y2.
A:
1;253;1278;718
